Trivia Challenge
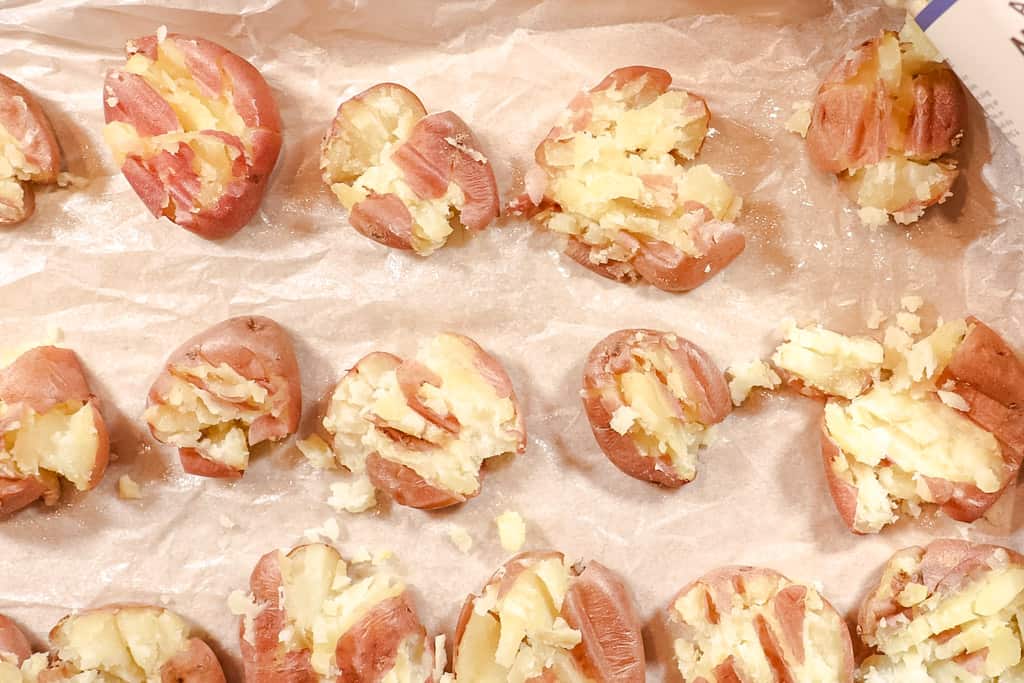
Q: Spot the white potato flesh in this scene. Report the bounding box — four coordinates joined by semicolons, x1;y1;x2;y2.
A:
1;400;99;490
771;324;884;399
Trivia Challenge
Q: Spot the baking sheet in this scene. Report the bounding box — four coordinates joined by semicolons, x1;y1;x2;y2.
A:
1;0;1023;679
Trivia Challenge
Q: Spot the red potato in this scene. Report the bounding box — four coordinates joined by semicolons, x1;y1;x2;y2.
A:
103;31;282;239
513;65;744;292
581;329;731;487
858;540;1024;681
34;604;226;682
0;615;31;664
667;566;854;683
0;346;109;517
771;316;1024;534
298;333;525;510
0;74;61;225
452;551;645;682
143;316;301;479
320;83;499;255
805;25;967;226
238;543;435;682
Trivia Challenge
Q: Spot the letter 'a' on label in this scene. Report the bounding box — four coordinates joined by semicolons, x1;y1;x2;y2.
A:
913;1;1024;159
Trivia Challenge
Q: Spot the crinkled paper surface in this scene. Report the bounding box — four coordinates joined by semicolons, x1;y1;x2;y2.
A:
1;0;1023;679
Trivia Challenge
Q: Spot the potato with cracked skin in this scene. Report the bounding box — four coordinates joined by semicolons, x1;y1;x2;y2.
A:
297;332;525;510
581;329;731;487
772;317;1024;534
0;346;109;517
238;543;436;683
0;74;61;225
0;615;31;665
143;316;301;479
667;566;854;682
0;605;227;682
858;540;1024;682
806;20;966;226
452;551;645;682
103;30;282;239
320;83;500;255
512;65;743;292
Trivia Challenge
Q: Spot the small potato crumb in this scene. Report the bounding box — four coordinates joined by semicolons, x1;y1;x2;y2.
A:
227;590;264;644
609;406;639;435
327;476;377;513
156;25;168;42
447;525;474;554
896;311;922;334
901;295;924;312
297;435;337;470
726;360;782;406
866;304;887;330
117;475;142;500
303;518;341;543
937;390;970;412
495;510;526;552
857;206;890;227
785;101;813;137
219;514;236;529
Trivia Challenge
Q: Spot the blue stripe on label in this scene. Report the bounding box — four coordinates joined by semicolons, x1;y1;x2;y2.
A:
916;0;958;30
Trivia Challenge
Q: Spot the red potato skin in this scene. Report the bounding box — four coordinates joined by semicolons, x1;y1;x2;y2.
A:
146;316;302;478
857;540;1024;647
0;74;61;225
104;33;282;240
454;551;646;681
0;614;31;663
807;32;967;173
242;545;432;683
820;424;860;533
0;346;110;517
669;566;855;683
328;334;525;510
530;66;740;292
581;329;731;487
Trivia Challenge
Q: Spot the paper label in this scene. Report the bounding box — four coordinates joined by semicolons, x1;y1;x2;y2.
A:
915;1;1024;158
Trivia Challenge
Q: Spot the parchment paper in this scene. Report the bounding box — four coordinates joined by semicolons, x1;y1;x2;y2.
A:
1;1;1023;680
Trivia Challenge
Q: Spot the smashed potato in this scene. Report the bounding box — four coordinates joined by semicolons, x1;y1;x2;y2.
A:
103;31;282;239
806;22;966;226
582;329;731;487
0;74;61;225
144;316;302;479
452;551;645;682
668;566;854;682
321;83;499;254
0;346;109;517
859;540;1024;682
239;543;435;682
515;66;743;292
0;605;226;682
772;317;1024;534
298;333;525;510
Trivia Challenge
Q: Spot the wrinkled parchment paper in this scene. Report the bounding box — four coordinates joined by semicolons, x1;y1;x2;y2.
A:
2;0;1023;679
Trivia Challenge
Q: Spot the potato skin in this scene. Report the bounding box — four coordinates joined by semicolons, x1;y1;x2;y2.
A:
858;540;1024;647
668;566;855;683
0;614;31;663
581;329;731;487
0;346;109;516
241;545;433;683
0;73;61;225
104;33;282;240
147;315;302;478
454;551;645;681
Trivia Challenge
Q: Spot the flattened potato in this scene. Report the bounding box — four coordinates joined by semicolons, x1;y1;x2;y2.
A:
515;66;743;292
0;74;61;225
452;551;645;682
0;346;109;517
321;83;499;255
238;543;435;682
667;566;854;682
582;329;731;487
103;31;282;239
859;540;1024;681
806;23;966;226
144;316;302;479
298;333;525;510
